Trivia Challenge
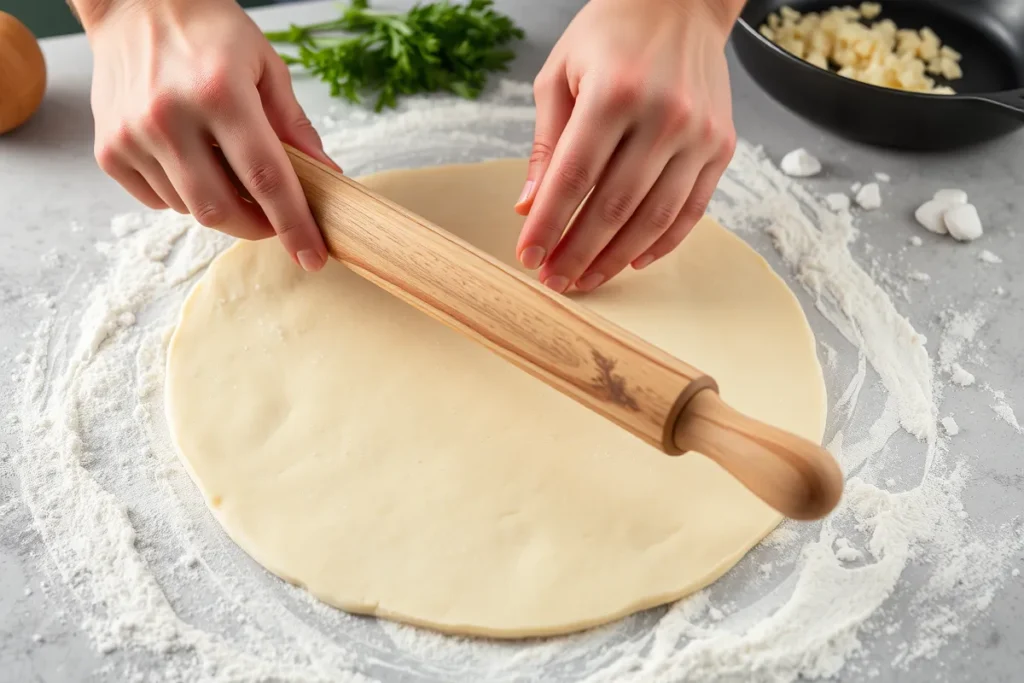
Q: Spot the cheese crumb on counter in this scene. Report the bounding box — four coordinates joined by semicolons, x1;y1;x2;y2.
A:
826;192;851;212
780;148;823;177
945;204;983;241
950;363;975;387
855;182;881;210
941;416;960;436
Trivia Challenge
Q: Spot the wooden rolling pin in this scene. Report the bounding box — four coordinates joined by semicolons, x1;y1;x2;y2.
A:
275;146;843;520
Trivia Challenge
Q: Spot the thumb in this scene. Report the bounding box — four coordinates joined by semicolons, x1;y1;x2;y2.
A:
259;55;343;174
516;69;574;217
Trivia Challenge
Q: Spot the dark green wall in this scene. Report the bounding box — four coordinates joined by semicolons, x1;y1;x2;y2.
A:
0;0;277;38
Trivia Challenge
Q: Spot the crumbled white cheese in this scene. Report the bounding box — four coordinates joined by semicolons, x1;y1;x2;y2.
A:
914;199;951;234
780;148;823;177
909;235;923;246
855;182;882;210
851;181;862;193
826;192;851;212
933;188;968;206
941;416;960;435
875;172;890;182
945;203;983;241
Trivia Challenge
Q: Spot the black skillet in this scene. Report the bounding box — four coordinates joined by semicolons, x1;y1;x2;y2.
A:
732;0;1024;149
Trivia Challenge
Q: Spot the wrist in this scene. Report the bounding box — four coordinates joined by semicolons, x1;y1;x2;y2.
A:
68;0;143;32
665;0;744;38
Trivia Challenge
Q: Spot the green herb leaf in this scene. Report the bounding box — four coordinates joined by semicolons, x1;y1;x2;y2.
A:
265;0;524;110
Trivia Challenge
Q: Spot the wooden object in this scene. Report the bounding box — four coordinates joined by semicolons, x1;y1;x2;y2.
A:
284;145;843;520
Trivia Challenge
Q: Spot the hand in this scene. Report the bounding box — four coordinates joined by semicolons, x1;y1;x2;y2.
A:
515;0;740;293
81;0;339;272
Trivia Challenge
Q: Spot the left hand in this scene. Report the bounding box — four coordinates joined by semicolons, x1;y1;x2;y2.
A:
515;0;739;293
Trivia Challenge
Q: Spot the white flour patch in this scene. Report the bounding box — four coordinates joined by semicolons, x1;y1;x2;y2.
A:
6;83;1021;682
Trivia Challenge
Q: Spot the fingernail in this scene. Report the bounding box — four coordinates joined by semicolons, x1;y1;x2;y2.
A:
297;249;324;273
517;180;535;206
543;275;570;294
520;245;546;270
576;273;605;292
633;254;655;270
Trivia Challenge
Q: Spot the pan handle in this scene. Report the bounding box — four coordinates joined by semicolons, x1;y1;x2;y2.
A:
970;89;1024;120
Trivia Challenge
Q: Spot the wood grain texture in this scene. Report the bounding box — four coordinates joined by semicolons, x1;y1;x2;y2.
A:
285;145;843;520
286;145;716;454
674;390;844;520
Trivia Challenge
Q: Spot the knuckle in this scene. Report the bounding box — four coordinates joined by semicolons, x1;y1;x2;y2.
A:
659;94;694;134
192;201;228;228
532;70;557;97
194;65;233;107
141;93;179;137
94;146;118;173
244;162;284;197
720;129;738;159
600;193;636;226
529;139;556;166
648;202;678;232
601;72;643;110
555;160;592;195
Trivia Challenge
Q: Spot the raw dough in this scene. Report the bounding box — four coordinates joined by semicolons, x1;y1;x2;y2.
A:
167;159;827;638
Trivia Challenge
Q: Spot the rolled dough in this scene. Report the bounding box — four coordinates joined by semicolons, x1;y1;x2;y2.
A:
166;158;827;638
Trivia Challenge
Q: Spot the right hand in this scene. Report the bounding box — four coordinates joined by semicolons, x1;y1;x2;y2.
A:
83;0;338;272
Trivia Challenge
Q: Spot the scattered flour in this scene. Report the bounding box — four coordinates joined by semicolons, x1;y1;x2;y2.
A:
937;308;984;373
978;250;1002;264
5;83;1021;683
909;236;923;246
988;389;1023;434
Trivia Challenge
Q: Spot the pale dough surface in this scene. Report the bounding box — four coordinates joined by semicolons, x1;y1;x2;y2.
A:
167;159;827;638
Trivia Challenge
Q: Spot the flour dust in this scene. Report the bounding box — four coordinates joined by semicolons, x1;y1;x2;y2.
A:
5;83;1023;682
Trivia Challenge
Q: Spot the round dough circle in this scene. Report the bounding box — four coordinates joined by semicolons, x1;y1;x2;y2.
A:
167;159;826;638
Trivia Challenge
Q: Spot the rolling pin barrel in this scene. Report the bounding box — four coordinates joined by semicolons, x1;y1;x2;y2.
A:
284;146;844;521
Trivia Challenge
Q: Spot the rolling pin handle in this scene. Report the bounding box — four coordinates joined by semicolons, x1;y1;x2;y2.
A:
672;389;843;521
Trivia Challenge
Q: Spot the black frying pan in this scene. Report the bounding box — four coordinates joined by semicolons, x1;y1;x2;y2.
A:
732;0;1024;149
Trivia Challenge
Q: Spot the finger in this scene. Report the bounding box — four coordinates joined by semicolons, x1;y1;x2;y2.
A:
160;134;276;241
538;133;672;293
515;66;573;218
99;155;168;210
120;149;189;214
576;154;697;287
259;54;342;173
516;90;630;274
633;157;728;267
213;91;329;272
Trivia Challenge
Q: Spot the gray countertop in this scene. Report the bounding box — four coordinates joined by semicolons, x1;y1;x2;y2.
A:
1;1;1022;681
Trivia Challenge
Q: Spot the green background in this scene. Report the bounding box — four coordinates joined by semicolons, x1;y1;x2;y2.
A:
0;0;277;38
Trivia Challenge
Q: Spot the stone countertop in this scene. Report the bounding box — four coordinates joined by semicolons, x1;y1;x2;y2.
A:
1;1;1022;681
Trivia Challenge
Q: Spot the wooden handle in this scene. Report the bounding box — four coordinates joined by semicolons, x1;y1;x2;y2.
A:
282;146;843;519
674;390;843;520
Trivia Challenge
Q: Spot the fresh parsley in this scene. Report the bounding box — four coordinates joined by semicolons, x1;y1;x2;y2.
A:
265;0;525;111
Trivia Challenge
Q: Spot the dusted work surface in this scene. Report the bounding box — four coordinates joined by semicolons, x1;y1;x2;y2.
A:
1;1;1023;682
166;160;826;639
